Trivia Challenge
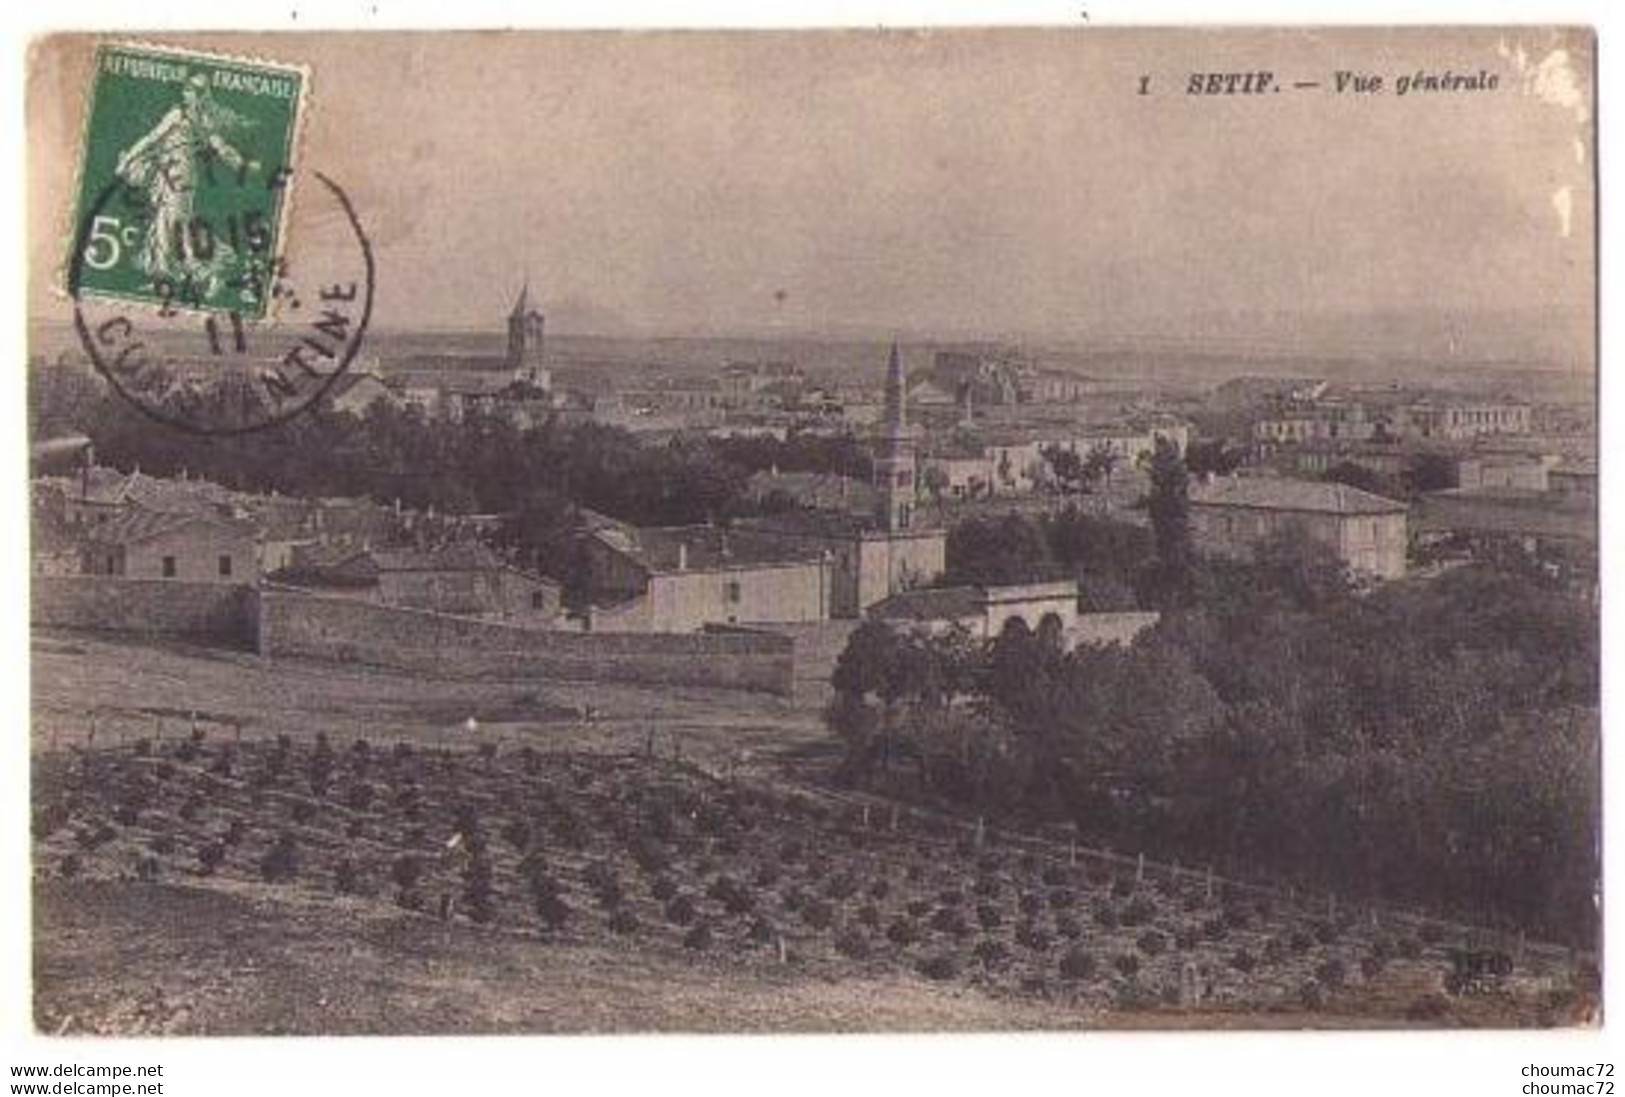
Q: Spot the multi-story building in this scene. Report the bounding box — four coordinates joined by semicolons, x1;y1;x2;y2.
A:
1189;475;1409;581
1400;398;1531;441
581;523;830;632
81;508;258;583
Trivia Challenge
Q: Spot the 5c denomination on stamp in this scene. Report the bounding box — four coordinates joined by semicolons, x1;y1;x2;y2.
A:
67;42;306;318
63;42;374;436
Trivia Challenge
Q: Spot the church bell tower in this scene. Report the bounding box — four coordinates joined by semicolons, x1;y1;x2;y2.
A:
507;282;550;391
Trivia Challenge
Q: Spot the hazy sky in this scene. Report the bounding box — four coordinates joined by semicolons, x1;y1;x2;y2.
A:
28;28;1594;342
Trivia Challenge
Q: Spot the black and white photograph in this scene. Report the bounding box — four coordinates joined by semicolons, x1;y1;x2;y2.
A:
6;12;1611;1090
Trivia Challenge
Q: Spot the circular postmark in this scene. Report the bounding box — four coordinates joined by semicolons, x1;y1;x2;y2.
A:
66;165;375;436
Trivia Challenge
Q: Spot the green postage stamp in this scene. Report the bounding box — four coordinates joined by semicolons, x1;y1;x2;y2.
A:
67;42;307;318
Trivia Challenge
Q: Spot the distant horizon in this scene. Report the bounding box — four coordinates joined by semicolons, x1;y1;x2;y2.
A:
28;300;1595;374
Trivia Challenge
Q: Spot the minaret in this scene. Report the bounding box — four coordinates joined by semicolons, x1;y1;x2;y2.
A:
872;341;918;532
507;282;549;390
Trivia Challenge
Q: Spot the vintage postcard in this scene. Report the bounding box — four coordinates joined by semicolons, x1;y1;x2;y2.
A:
24;27;1597;1039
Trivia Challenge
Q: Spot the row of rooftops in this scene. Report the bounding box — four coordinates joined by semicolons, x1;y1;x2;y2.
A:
919;417;1190;457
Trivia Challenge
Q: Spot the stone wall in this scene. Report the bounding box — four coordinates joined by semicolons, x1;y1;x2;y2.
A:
257;589;795;694
32;577;798;695
31;575;258;648
1071;611;1161;648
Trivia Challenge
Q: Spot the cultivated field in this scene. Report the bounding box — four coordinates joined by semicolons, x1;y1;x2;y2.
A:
29;632;1596;1034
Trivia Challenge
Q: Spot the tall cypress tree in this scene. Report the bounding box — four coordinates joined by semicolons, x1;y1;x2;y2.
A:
1146;437;1193;608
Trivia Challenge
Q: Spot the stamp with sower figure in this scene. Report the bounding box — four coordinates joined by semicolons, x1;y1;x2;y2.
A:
65;41;373;435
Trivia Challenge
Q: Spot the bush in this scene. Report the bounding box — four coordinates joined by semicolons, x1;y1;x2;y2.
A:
665;895;698;926
1055;913;1083;939
754;861;782;889
650;875;678;902
1175;926;1199;951
1019;892;1044;918
334;857;360;895
866;877;890;901
465;889;497;925
1299;980;1326;1010
1315;957;1347;989
930;907;969;937
906;898;933;919
1059;947;1097;981
502;818;533;852
1015;922;1052;953
196;841;226;876
592;877;625;909
825;873;860;901
976;902;1003;931
974;939;1009;969
392;854;424;891
135;854;160;882
749;916;778;945
1290;929;1314;953
1396;936;1423;960
397;888;424;912
856;903;882;929
1230;948;1257;973
683;922;714;952
1136;930;1168;956
259;833;300;883
973;875;1001;899
607;907;640;935
1048;888;1077;911
1360;954;1386;980
1405;994;1450;1022
886;918;922;947
59;853;82;878
1041;864;1071;888
916;953;959;981
801;900;835;931
708;875;756;915
1113;953;1141;978
835;930;872;960
528;872;562;903
1094;903;1120;930
535;892;571;931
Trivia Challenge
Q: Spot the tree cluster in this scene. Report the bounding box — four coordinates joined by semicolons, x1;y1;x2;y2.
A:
828;555;1599;948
